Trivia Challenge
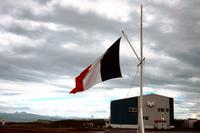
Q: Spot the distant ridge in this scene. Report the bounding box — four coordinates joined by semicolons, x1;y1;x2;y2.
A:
0;112;63;122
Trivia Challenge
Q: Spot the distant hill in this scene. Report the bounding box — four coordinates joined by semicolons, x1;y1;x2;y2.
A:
0;112;63;122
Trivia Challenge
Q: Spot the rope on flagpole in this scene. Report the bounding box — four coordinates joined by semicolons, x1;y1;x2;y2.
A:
126;67;139;97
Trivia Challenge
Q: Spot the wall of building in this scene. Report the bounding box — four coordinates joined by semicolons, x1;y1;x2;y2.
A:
142;94;171;127
174;119;199;129
110;97;138;125
110;94;174;129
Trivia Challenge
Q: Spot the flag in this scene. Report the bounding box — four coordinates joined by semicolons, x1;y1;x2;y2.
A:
70;37;122;94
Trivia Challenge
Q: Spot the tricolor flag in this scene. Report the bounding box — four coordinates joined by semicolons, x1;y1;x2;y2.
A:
70;37;122;94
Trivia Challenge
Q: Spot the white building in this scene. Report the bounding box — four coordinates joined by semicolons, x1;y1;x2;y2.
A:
109;94;174;129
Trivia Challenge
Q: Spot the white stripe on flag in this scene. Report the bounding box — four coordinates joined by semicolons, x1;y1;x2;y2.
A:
83;56;102;90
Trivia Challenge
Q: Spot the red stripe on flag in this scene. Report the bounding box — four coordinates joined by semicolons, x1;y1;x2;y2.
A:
70;65;92;94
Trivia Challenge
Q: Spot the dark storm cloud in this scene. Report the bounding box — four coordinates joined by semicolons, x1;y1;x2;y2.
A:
0;22;48;39
0;0;129;83
0;45;92;82
0;0;200;118
34;0;52;5
138;0;200;118
4;2;124;35
144;0;200;67
136;0;200;92
0;0;199;91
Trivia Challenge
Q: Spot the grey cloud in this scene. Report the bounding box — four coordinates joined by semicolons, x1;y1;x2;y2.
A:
1;0;199;92
0;1;127;83
7;3;124;35
144;1;200;66
0;0;200;119
34;0;52;5
0;105;30;113
196;114;200;119
0;92;20;96
175;92;200;118
0;22;48;39
132;1;200;95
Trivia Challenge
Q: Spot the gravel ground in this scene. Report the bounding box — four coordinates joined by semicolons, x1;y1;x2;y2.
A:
0;127;200;133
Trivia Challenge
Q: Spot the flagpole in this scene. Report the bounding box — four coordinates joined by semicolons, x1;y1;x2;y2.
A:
121;5;145;133
139;4;145;133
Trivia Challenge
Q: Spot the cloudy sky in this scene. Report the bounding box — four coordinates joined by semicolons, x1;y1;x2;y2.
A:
0;0;200;119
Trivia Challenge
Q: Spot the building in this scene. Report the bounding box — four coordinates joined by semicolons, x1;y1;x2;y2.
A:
109;94;174;129
174;119;199;129
0;120;5;126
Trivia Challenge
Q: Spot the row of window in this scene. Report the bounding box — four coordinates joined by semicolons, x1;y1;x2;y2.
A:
128;107;169;112
143;116;149;120
128;107;137;112
158;108;169;112
128;108;149;120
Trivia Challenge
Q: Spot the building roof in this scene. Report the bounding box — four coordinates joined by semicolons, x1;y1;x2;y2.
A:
112;93;173;102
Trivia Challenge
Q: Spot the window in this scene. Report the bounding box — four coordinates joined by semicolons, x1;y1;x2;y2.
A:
128;107;137;112
143;116;149;120
166;108;169;112
158;108;165;112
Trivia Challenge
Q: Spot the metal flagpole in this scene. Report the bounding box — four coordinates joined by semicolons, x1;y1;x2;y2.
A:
139;4;145;133
121;5;145;133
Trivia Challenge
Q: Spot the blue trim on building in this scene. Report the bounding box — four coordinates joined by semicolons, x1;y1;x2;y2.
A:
111;97;138;124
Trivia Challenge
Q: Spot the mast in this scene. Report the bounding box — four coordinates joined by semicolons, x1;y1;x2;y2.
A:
139;5;145;133
122;5;145;133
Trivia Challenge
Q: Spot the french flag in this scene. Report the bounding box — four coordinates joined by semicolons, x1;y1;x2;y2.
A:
70;37;122;94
